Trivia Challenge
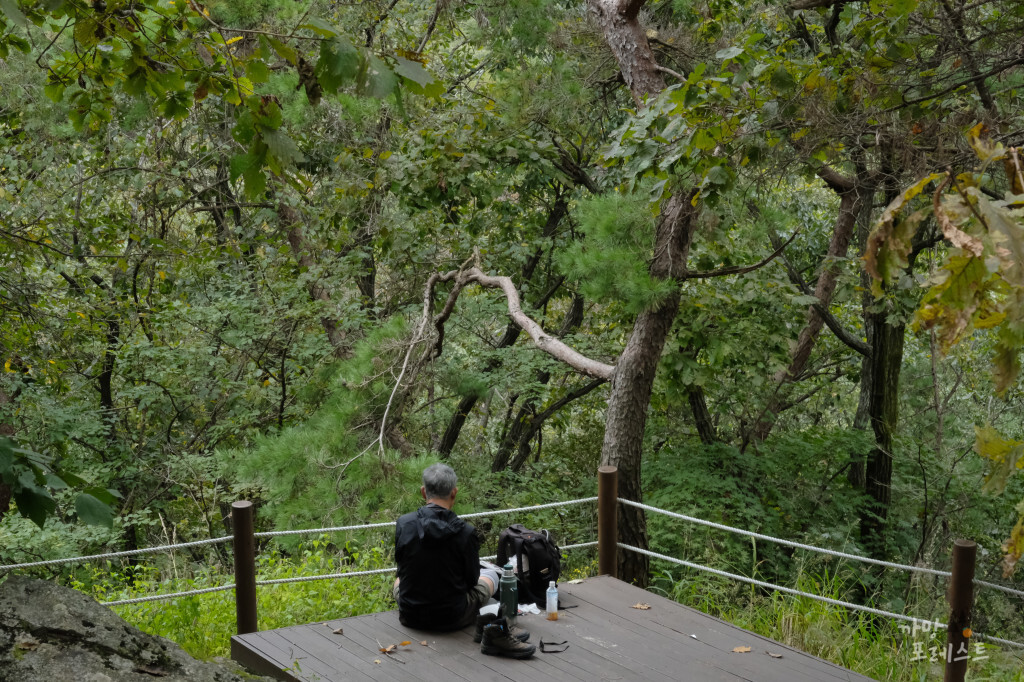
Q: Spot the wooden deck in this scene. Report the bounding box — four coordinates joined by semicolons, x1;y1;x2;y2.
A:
231;575;873;681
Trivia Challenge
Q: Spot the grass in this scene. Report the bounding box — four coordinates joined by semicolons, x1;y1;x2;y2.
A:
73;536;395;660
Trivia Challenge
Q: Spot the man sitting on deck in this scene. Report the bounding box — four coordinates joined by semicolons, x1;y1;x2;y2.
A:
393;463;535;658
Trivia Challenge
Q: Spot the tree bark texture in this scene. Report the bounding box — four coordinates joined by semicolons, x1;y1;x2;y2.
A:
860;311;905;558
589;0;666;104
688;386;717;445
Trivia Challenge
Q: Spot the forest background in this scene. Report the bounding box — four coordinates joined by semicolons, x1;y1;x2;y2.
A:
1;0;1024;679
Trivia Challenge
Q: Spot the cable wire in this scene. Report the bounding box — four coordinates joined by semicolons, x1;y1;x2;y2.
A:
0;536;232;572
620;499;1024;599
618;543;1024;650
103;583;236;606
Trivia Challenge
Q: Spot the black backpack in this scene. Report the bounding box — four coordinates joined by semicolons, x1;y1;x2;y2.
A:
495;524;561;606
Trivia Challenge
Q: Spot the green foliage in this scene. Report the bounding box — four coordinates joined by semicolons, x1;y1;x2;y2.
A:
559;193;676;314
3;0;1024;676
218;319;429;530
0;436;116;529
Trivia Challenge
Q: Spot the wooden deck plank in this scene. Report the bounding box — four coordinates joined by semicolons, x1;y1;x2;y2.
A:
231;630;301;682
275;619;405;682
560;578;853;682
231;576;874;682
377;612;568;682
261;628;359;682
551;588;748;681
577;578;863;681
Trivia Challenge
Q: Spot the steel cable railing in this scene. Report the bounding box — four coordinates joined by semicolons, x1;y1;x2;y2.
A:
620;498;1024;600
619;543;1024;650
6;489;1023;653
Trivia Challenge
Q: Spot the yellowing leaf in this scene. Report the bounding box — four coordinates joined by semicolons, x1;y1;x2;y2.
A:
225;36;244;46
865;172;944;284
732;646;752;653
400;641;411;646
1002;516;1024;578
967;123;1006;164
631;602;651;610
976;425;1024;495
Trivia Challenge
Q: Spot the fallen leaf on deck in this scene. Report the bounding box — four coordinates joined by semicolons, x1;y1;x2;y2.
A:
631;603;651;610
379;644;397;654
400;640;412;646
568;579;583;584
420;641;428;646
374;659;381;664
332;627;344;635
766;651;783;658
732;646;752;653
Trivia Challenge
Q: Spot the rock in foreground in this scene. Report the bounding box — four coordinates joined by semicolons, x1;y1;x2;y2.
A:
0;574;269;681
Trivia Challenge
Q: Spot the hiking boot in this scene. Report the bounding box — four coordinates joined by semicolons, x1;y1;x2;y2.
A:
473;612;530;643
480;618;537;659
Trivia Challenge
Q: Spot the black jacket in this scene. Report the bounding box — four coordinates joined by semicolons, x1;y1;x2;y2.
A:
394;503;480;630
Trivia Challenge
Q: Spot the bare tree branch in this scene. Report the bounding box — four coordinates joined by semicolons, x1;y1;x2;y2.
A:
679;230;797;280
653;64;686;83
464;268;615;380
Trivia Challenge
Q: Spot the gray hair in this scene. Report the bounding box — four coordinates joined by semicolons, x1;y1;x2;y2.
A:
422;463;457;499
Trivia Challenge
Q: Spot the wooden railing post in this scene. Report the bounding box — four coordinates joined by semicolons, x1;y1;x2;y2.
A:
598;465;618;578
232;500;258;635
944;539;976;682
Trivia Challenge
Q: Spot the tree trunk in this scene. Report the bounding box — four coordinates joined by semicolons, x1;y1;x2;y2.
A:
601;289;682;585
0;386;15;522
588;0;702;584
860;311;905;558
849;267;874;489
279;204;349;356
688;386;717;445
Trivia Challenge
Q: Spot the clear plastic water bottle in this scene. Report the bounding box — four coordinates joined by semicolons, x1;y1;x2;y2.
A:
500;563;518;626
546;580;558;621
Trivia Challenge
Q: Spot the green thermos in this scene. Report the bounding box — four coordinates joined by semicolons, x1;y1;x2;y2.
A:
499;563;518;625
